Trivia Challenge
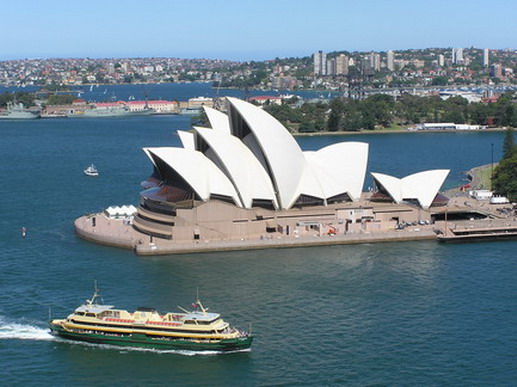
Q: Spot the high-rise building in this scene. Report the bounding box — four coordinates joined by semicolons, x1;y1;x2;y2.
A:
327;58;336;76
335;54;349;75
490;63;503;79
452;48;463;64
438;54;445;67
313;51;327;76
387;50;395;71
483;48;490;67
369;52;381;71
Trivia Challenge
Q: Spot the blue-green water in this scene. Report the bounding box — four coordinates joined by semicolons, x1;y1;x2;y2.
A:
1;113;516;386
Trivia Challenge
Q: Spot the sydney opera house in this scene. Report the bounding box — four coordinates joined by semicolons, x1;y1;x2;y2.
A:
128;97;450;245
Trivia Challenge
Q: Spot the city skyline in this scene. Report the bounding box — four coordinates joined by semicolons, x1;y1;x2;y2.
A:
3;0;517;61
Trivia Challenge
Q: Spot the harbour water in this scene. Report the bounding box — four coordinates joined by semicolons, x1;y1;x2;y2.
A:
1;97;516;385
0;82;340;103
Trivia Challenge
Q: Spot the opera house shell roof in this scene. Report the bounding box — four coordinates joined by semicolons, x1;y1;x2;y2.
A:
141;97;369;210
371;170;450;209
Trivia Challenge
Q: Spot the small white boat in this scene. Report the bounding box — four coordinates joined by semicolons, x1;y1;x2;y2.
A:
84;164;99;177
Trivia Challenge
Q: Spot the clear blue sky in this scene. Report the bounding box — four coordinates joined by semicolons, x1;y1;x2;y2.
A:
3;0;516;61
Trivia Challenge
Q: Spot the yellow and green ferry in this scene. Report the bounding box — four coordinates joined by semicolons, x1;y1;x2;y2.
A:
49;288;253;352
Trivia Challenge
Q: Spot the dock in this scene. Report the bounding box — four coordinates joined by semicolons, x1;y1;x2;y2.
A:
438;225;517;242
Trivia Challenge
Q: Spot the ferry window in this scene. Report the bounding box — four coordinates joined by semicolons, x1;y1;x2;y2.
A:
76;312;85;316
86;313;96;317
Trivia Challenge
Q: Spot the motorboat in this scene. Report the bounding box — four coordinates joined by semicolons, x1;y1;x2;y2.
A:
84;164;99;177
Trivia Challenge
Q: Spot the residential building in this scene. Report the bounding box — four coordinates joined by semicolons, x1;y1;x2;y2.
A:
387;50;395;71
335;54;349;75
438;54;445;67
327;58;336;75
452;48;464;64
370;52;381;71
313;50;327;76
483;48;490;67
490;64;503;79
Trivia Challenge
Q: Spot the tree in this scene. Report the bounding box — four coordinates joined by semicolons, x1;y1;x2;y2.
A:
493;127;517;200
443;109;465;124
431;76;448;86
362;94;395;127
503;127;515;159
327;98;344;131
468;103;492;125
327;109;341;131
493;155;517;201
47;94;76;105
0;91;35;107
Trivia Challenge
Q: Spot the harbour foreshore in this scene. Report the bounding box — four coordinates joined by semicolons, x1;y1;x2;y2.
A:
75;214;437;256
75;179;517;256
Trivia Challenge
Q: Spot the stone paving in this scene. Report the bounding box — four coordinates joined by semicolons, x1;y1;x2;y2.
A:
75;213;437;256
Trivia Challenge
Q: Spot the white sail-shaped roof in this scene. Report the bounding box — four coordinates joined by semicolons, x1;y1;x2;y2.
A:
298;157;327;200
193;126;278;209
141;98;373;210
371;172;403;202
402;170;450;209
371;169;449;209
145;147;242;206
227;97;305;209
303;142;369;201
204;106;231;134
143;148;157;167
177;130;195;150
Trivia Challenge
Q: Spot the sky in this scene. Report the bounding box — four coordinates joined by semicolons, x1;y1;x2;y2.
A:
3;0;516;61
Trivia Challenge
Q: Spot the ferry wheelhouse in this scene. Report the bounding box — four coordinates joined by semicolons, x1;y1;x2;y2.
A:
49;288;252;352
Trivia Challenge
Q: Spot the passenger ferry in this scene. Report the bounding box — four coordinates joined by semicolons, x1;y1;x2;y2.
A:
49;288;253;352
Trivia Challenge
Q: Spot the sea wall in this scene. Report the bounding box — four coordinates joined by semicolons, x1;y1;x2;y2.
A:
133;230;437;255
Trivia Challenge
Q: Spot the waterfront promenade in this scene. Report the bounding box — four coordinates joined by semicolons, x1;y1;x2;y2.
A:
75;183;517;256
75;213;437;256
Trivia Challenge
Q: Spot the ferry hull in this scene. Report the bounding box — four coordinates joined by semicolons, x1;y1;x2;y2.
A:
49;321;253;352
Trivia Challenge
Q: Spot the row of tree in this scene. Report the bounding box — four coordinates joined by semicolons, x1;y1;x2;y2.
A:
493;128;517;201
264;92;517;133
0;92;36;108
0;91;77;109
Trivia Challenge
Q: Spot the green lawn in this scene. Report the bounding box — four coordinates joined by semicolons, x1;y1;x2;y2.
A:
475;165;496;190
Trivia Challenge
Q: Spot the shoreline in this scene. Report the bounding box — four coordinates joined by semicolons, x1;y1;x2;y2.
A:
74;160;517;256
74;214;438;256
293;127;506;137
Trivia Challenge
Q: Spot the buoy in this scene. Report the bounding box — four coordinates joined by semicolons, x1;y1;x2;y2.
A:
21;227;27;238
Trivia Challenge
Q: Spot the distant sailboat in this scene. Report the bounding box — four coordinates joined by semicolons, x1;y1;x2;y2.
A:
89;85;93;92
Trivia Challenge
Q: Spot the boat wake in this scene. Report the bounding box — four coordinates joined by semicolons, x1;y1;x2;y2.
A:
61;340;251;356
0;316;54;341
